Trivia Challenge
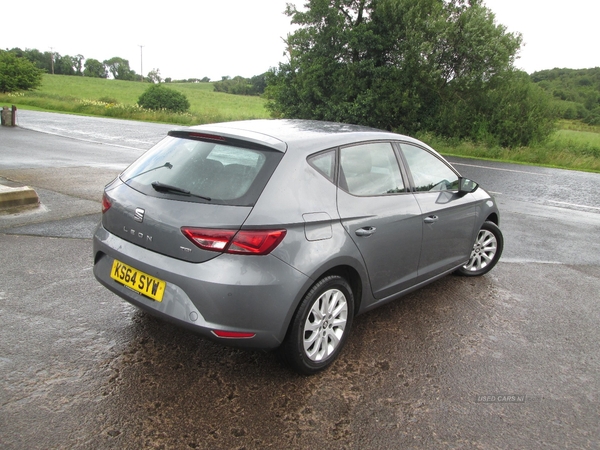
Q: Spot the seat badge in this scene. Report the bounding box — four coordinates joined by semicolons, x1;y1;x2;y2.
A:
134;208;145;223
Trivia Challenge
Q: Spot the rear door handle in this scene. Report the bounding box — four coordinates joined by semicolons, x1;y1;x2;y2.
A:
424;215;439;224
355;227;376;237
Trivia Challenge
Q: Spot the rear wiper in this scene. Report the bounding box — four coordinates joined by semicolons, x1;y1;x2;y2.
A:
125;162;172;182
151;181;211;201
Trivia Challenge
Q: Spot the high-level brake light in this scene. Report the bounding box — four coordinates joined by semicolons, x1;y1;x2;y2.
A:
189;132;226;141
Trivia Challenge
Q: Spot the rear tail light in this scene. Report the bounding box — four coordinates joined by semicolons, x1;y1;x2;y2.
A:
181;228;286;255
102;193;111;213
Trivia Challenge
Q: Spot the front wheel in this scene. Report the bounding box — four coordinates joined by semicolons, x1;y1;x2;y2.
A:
277;275;354;375
456;221;504;276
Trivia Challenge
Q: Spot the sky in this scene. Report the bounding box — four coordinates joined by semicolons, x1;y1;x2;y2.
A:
2;0;599;80
482;0;599;73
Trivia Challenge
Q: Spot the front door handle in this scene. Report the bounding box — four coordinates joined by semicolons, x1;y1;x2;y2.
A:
424;215;439;224
355;226;376;237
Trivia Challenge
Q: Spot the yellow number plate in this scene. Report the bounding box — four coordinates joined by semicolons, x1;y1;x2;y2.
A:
110;259;166;302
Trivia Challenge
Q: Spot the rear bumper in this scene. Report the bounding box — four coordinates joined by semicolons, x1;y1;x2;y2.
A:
93;224;309;349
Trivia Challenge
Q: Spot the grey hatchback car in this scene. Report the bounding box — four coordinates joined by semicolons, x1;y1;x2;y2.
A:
93;119;503;374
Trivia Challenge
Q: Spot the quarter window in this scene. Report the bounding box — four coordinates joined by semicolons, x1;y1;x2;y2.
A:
340;143;405;196
401;144;459;192
308;150;336;182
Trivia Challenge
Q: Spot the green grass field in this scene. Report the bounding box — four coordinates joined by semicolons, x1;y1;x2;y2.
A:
1;74;269;125
1;75;599;172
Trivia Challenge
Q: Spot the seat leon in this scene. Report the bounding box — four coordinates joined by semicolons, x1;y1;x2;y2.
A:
93;119;503;374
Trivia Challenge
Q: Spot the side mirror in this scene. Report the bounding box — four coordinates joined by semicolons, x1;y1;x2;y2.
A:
459;177;479;194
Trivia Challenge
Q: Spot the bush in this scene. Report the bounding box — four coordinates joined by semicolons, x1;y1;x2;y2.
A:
137;84;190;113
584;107;600;126
0;50;44;93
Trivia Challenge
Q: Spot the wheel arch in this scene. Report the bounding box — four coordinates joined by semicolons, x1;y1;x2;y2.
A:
485;212;499;226
316;265;363;316
276;265;361;374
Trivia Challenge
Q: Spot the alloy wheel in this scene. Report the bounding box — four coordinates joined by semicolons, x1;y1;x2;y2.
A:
302;288;348;362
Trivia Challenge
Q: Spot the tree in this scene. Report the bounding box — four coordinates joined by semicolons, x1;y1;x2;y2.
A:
103;57;136;80
54;54;75;75
146;68;162;84
250;73;267;94
19;48;52;73
83;58;107;78
267;0;554;146
138;84;190;112
74;54;85;76
434;69;556;147
213;73;267;96
214;76;251;95
0;50;44;93
531;67;600;120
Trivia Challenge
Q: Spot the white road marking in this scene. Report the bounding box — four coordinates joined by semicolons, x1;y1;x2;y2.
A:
502;258;563;264
452;162;551;176
547;200;600;212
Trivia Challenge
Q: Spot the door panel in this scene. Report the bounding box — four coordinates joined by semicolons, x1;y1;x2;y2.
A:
414;191;476;278
399;143;477;279
336;142;422;300
338;191;423;299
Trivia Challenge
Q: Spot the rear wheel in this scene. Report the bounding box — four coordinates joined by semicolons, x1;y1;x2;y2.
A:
456;221;503;276
278;275;354;375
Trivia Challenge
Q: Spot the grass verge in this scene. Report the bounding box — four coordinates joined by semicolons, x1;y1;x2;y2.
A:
418;124;600;173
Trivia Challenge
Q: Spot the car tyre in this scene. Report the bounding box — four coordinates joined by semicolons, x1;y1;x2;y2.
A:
278;275;354;375
456;221;503;276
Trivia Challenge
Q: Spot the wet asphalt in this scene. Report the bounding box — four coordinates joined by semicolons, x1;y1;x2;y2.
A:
1;112;599;449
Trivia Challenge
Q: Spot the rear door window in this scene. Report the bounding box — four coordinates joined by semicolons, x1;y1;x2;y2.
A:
339;142;405;196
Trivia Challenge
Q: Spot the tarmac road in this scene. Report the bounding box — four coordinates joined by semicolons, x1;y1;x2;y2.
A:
12;109;173;151
1;113;599;449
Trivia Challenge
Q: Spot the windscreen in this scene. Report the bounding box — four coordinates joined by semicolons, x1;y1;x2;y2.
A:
120;136;282;206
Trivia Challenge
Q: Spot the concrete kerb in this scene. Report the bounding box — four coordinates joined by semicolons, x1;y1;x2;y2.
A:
1;106;41;211
0;182;40;211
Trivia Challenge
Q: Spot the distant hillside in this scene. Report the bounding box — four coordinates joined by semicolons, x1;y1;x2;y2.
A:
531;68;600;124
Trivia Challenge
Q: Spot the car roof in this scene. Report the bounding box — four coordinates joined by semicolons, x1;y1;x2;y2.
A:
176;119;426;154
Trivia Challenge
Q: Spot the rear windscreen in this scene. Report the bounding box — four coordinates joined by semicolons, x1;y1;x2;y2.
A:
120;136;282;206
